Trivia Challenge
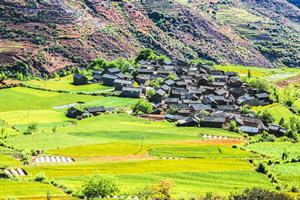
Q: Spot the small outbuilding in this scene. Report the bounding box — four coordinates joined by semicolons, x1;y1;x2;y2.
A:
73;74;88;85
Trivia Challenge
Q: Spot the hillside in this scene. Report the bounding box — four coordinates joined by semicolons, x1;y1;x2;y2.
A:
0;0;299;75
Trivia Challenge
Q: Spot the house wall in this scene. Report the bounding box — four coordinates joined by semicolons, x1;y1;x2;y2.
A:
103;78;115;86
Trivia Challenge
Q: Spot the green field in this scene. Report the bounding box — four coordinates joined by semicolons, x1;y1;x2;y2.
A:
48;142;151;157
272;163;300;176
277;175;300;188
0;155;22;168
56;170;275;195
5;132;104;151
0;110;68;125
149;144;259;158
73;96;140;110
0;180;64;197
56;114;242;144
24;158;253;177
252;103;299;123
245;142;300;160
24;75;113;93
0;87;98;112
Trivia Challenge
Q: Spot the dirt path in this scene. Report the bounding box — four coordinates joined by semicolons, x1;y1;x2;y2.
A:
85;88;114;94
275;75;300;88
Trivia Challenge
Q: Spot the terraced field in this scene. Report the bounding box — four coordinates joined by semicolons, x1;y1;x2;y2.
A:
148;144;259;158
24;75;113;93
245;142;300;160
0;155;22;168
0;180;64;198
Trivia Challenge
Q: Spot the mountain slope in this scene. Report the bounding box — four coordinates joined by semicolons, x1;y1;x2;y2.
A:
0;0;299;75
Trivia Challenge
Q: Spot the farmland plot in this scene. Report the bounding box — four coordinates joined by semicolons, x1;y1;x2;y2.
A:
24;159;253;177
0;180;64;197
55;170;275;194
148;144;259;158
24;75;113;93
245;142;300;160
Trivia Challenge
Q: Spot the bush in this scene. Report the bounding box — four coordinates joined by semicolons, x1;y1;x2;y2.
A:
34;172;47;182
24;122;38;135
151;179;175;200
131;100;153;115
229;120;239;133
82;174;119;199
146;89;155;101
257;162;269;174
166;73;176;80
231;187;293;200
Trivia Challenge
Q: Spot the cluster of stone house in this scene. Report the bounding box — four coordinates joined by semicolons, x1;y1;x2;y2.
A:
72;59;285;136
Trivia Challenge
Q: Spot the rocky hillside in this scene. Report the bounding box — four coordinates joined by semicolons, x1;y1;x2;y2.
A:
0;0;299;74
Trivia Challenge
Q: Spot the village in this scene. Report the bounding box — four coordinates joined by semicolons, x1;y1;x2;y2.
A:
69;59;287;137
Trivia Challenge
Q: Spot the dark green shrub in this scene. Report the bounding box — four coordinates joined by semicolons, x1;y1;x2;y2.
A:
81;174;120;199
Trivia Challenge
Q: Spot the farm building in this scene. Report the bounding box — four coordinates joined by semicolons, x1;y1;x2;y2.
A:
102;74;118;86
122;87;142;98
202;117;226;128
84;106;106;115
73;74;88;85
114;79;133;91
66;107;83;118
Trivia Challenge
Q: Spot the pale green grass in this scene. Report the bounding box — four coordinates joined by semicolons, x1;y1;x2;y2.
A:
214;65;280;77
0;87;97;112
272;163;300;176
48;142;151;157
0;180;64;197
5;132;104;151
245;142;300;160
55;170;275;195
74;96;140;109
0;155;22;168
277;175;300;188
266;73;298;82
252;103;299;123
24;75;113;92
149;144;259;158
24;158;253;177
58;114;242;144
0;110;68;125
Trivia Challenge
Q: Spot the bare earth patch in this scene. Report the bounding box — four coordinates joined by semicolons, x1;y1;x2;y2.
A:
275;75;300;88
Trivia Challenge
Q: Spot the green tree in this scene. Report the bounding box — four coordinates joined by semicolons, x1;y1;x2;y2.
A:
231;188;293;200
146;89;155;101
0;72;7;82
131;100;153;114
52;72;59;79
88;58;107;70
135;49;155;64
24;122;38;135
261;110;275;124
155;55;170;62
82;174;119;199
148;80;161;90
166;73;176;80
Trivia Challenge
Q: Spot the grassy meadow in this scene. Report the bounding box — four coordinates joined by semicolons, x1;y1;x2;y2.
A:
56;170;275;195
0;87;98;112
24;75;113;92
245;142;300;160
252;103;299;123
1;72;298;198
24;158;253;177
148;144;259;158
0;179;64;198
0;155;22;168
272;163;300;176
